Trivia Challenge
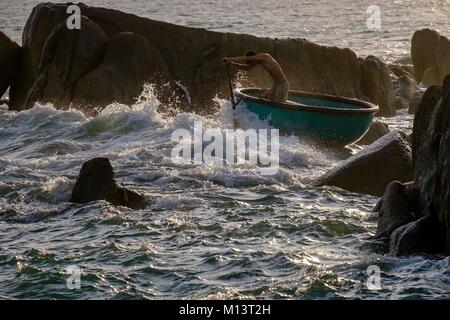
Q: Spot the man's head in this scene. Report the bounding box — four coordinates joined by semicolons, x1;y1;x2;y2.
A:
244;50;258;65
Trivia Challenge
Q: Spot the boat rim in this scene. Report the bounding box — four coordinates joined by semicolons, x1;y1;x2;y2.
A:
234;87;380;115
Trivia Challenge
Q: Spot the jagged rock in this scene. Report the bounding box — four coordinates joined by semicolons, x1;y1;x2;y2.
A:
375;181;419;239
24;16;109;109
71;157;147;209
361;56;396;117
375;75;450;256
315;132;413;196
412;86;443;153
73;32;172;112
0;31;21;98
408;90;425;114
411;29;450;86
9;2;396;115
356;120;390;145
413;76;450;251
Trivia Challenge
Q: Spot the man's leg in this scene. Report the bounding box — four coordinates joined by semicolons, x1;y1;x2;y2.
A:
273;81;289;103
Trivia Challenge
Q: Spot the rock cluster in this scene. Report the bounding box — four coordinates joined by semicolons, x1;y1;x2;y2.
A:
71;157;147;209
375;75;450;256
1;3;398;115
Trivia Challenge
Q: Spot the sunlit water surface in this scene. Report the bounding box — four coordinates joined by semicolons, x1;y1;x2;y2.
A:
0;0;449;300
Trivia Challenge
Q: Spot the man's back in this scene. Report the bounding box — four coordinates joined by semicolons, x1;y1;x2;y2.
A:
257;53;288;84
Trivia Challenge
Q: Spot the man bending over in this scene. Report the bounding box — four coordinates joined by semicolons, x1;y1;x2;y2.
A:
222;51;289;103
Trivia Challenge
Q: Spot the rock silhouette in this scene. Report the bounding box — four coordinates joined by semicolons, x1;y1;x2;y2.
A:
412;29;450;86
71;157;147;209
375;75;450;256
316;132;413;196
5;2;397;115
0;31;20;99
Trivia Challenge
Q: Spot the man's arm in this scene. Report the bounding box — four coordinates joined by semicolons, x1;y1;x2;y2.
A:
228;54;265;63
230;61;250;70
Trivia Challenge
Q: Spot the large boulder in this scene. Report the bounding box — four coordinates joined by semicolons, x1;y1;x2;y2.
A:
356;120;390;145
315;132;413;196
9;2;396;115
23;15;109;109
71;157;147;209
375;75;450;256
361;56;396;116
72;32;172;112
0;31;21;98
411;29;450;86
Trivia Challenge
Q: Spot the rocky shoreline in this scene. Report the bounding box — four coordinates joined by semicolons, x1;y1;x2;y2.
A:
1;3;450;257
0;2;434;116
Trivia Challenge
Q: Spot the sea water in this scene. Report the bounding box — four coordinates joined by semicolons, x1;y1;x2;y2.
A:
0;0;449;299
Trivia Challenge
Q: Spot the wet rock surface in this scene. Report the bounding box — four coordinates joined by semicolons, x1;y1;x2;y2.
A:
4;2;397;115
316;132;413;197
71;157;147;210
375;75;450;256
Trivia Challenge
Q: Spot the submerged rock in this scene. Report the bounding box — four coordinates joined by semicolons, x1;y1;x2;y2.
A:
375;75;450;256
7;2;396;115
0;31;21;98
411;29;450;86
315;132;413;196
71;158;147;209
356;120;390;146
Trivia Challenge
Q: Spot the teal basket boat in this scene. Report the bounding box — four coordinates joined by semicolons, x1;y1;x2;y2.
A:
234;88;379;146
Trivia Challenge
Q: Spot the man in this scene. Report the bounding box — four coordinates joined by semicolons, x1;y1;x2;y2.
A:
222;51;289;103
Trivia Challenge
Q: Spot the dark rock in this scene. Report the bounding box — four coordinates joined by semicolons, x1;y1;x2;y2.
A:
413;75;450;252
356;120;390;145
315;132;413;196
411;29;450;86
0;31;21;98
389;215;443;256
9;2;396;115
408;90;425;114
394;56;413;65
375;75;450;256
72;32;172;112
71;157;147;209
375;181;419;239
389;63;414;79
24;16;109;109
361;56;396;117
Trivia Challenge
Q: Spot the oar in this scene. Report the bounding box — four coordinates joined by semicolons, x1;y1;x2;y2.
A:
227;64;237;110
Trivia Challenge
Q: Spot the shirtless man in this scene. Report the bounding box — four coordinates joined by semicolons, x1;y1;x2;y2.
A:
222;51;289;103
